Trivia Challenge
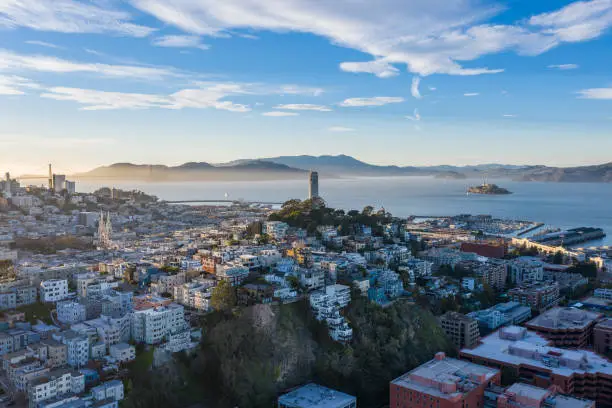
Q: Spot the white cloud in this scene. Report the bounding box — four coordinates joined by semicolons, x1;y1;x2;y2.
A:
262;111;298;117
411;76;422;99
429;86;437;91
328;126;355;132
25;40;62;49
339;96;405;107
274;104;331;112
279;85;324;96
576;88;612;99
406;108;421;121
0;75;39;95
38;81;321;111
464;92;480;96
0;0;154;37
0;49;181;80
548;63;579;70
130;0;612;77
152;35;210;50
340;60;399;78
503;114;517;117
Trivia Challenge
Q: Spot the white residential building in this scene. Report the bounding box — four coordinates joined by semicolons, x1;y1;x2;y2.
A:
131;303;187;345
57;301;87;325
310;285;352;343
54;331;89;368
109;343;135;363
27;368;85;406
216;263;249;286
40;279;69;303
263;221;289;240
91;380;124;402
509;258;544;284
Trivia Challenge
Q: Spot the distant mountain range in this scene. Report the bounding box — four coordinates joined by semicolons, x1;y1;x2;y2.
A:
74;155;612;183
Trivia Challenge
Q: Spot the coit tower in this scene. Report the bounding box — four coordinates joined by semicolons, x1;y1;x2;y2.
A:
309;170;319;199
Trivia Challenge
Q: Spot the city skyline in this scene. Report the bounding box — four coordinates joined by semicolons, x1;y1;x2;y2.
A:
2;0;612;174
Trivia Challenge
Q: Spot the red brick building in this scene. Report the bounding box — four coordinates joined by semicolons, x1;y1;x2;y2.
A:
461;242;507;259
390;352;500;408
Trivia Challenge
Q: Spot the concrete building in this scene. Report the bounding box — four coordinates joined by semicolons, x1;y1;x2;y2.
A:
109;343;135;363
486;382;594;408
91;380;124;402
278;383;356;408
310;285;352;343
57;301;87;325
40;339;68;368
215;263;249;286
308;171;319;200
40;279;69;303
28;368;85;407
525;307;602;348
263;221;290;241
508;282;560;312
594;318;612;356
55;331;89;368
469;301;532;332
509;258;544;285
439;312;480;349
460;326;612;407
131;303;187;345
390;352;500;408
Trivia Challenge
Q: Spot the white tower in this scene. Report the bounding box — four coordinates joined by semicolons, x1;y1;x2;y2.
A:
309;170;319;199
97;212;113;250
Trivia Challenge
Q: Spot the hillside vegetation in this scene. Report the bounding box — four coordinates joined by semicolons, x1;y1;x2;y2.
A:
122;296;454;408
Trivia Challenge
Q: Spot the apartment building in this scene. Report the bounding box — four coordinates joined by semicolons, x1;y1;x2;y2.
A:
56;301;87;325
131;303;187;345
39;279;69;303
525;307;602;348
27;368;85;407
439;312;480;349
508;282;560;312
278;383;356;408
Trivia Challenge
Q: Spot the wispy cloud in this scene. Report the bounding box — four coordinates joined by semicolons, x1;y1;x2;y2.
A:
0;0;154;37
279;85;324;96
262;111;298;117
152;35;210;50
340;60;399;78
464;92;480;97
274;104;331;112
328;126;355;132
577;88;612;99
503;114;517;118
548;63;579;70
0;75;39;95
130;0;612;77
406;108;421;121
25;40;62;49
339;96;404;107
0;49;182;80
411;76;422;99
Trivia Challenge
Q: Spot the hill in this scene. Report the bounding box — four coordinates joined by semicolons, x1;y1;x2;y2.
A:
121;298;454;408
76;160;306;181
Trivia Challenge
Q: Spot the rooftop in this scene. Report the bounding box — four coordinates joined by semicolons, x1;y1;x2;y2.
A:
278;383;356;408
391;353;498;400
461;326;612;377
526;307;602;330
502;383;593;408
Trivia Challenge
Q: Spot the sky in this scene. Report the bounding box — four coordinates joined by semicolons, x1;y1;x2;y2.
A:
1;0;612;174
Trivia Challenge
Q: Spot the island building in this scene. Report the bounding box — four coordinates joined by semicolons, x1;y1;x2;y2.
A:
460;326;612;407
278;383;356;408
524;307;602;349
439;312;480;350
390;352;500;408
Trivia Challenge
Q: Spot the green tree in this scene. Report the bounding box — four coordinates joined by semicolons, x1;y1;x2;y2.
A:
210;280;237;313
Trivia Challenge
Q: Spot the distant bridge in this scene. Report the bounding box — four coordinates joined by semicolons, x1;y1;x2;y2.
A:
164;199;284;205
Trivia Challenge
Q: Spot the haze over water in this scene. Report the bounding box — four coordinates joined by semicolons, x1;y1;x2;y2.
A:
70;176;612;247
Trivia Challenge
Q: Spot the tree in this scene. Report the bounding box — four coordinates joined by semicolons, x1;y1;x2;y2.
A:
362;205;374;217
210;280;237;313
552;251;564;265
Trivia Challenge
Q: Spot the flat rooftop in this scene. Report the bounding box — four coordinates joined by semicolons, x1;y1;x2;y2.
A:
526;307;602;330
278;383;356;408
391;354;498;400
461;326;612;377
503;383;593;408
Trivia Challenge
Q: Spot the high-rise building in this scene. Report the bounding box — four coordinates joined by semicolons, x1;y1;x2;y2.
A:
52;174;66;193
308;170;319;199
65;180;76;195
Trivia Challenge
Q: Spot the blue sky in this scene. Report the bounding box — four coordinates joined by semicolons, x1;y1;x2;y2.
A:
1;0;612;174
